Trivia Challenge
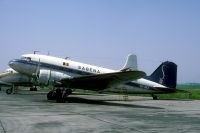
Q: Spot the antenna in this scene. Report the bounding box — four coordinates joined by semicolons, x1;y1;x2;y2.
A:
34;51;40;54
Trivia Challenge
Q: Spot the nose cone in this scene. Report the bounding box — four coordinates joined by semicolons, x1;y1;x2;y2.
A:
8;59;26;74
9;60;15;67
8;59;36;76
8;60;18;69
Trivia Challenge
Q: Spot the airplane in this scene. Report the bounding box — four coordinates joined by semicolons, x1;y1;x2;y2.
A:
0;68;39;94
8;53;177;102
0;54;138;94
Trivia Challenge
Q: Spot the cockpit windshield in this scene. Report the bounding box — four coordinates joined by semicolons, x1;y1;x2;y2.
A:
21;57;31;61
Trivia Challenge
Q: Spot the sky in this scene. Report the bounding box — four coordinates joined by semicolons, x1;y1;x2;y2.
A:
0;0;200;83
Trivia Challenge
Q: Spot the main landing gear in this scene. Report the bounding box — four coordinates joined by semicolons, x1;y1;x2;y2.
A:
6;88;13;94
152;94;158;100
47;88;72;103
30;87;37;91
6;86;14;94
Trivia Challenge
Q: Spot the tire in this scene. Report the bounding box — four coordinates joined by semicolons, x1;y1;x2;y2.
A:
153;95;158;100
30;87;34;91
34;87;37;91
56;89;65;103
30;87;37;91
6;89;12;94
47;91;56;100
56;89;62;103
66;89;72;95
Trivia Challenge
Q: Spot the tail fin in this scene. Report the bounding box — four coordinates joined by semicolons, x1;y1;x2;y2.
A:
121;54;138;71
146;61;177;88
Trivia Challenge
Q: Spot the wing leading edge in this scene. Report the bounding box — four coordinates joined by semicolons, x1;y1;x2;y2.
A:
0;81;12;86
61;71;146;90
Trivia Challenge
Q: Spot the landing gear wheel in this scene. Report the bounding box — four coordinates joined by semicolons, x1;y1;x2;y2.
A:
30;87;37;91
56;88;65;103
47;91;56;100
62;89;72;102
66;89;72;95
33;87;37;91
30;87;34;91
152;95;158;100
6;89;12;94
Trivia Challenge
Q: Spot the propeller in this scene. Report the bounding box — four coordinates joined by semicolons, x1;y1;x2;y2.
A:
35;58;41;78
32;58;41;83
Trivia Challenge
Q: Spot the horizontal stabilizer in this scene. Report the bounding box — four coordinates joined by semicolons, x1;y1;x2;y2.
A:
153;87;176;93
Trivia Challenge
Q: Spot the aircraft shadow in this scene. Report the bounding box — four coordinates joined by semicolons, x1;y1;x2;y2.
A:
65;97;163;109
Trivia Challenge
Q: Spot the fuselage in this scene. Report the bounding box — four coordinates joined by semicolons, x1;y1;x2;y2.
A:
9;54;169;94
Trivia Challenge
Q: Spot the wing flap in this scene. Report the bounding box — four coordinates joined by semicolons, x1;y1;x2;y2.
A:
61;71;146;90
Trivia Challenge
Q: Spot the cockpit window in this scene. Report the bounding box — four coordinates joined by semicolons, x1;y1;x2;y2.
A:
21;57;31;61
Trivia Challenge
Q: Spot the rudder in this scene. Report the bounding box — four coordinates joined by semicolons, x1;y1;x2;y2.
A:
121;54;138;71
146;61;177;88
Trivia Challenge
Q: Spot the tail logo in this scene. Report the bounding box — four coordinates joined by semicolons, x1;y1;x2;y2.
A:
159;65;166;84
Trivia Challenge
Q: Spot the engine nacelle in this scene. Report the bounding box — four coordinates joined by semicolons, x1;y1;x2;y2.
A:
38;69;71;86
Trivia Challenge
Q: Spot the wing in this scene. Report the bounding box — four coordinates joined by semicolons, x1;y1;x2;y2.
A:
0;81;12;86
61;71;146;90
0;72;13;86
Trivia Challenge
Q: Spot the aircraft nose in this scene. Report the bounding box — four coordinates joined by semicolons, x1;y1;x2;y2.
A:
8;59;36;76
9;60;15;67
8;59;22;71
8;60;17;68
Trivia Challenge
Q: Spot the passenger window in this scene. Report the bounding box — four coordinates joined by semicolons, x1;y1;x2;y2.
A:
27;57;31;61
63;62;69;66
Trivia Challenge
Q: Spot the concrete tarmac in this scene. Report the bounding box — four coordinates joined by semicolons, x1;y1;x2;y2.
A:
0;91;200;133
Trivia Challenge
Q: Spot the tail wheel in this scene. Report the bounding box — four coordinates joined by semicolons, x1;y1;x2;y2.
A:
152;94;158;100
30;87;37;91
